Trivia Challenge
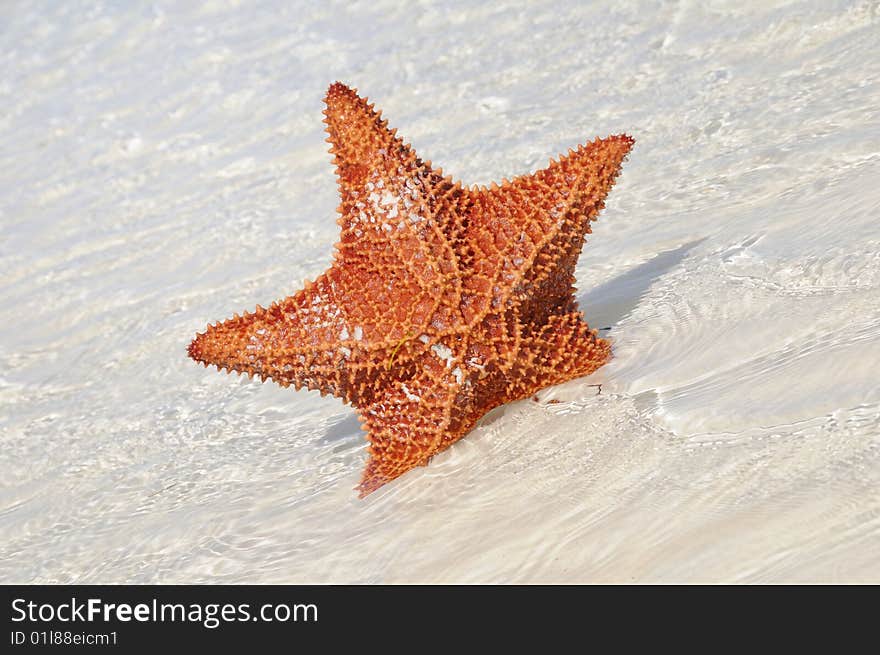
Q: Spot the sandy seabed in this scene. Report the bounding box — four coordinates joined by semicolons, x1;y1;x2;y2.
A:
1;0;879;583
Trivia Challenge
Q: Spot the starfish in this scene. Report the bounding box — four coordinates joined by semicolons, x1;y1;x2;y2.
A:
188;82;633;497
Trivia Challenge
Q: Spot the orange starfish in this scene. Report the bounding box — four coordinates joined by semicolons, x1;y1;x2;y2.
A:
188;82;633;496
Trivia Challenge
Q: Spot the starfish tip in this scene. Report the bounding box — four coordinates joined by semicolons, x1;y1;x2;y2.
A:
187;333;204;362
327;80;356;97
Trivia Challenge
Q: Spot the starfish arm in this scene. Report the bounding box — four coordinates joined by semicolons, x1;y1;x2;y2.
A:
187;270;356;396
323;83;468;221
324;82;421;206
188;267;444;404
459;135;634;325
356;360;476;497
497;312;611;404
324;83;468;347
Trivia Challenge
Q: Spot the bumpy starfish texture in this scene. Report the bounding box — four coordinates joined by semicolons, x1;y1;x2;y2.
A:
188;82;634;496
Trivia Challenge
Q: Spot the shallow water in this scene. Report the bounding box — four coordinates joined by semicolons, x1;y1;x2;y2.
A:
2;0;879;582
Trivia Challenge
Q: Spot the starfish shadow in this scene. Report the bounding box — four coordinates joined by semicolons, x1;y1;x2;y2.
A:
577;239;704;330
322;412;363;444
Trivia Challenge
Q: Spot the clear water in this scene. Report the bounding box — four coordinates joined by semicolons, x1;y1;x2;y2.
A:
2;0;879;582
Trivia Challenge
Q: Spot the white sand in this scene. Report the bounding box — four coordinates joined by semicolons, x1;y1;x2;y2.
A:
1;0;879;583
